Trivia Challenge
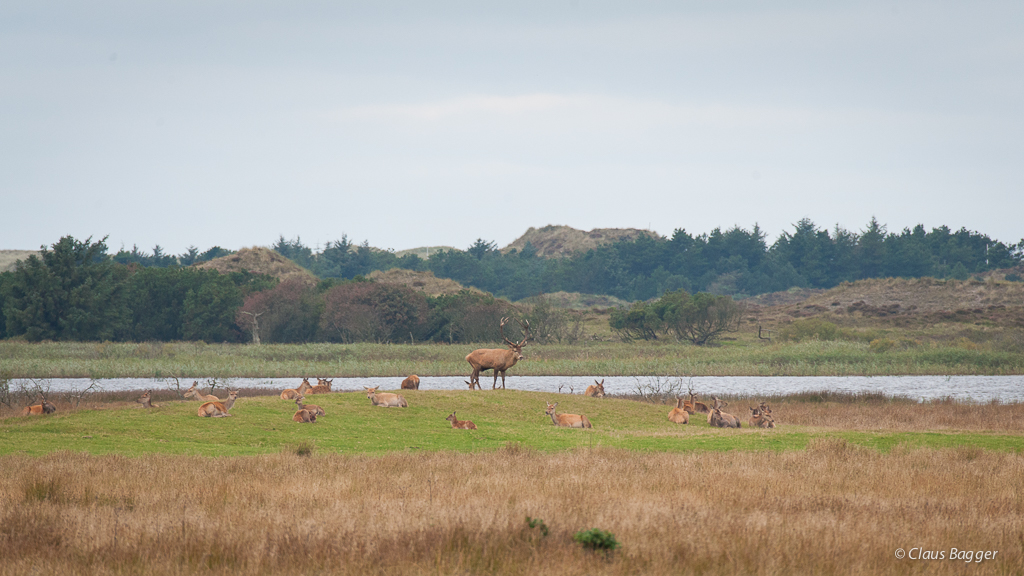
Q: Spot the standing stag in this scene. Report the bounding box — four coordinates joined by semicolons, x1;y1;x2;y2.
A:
465;317;530;389
584;379;606;398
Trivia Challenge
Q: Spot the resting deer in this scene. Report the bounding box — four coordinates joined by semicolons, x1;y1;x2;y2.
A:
708;396;741;428
545;402;592;429
308;378;333;394
684;384;709;414
293;409;317;423
281;378;313;400
445;411;477;429
465;317;530;389
748;406;775;428
401;375;420;390
136;390;158;409
197;389;239;418
364;386;408;408
185;381;220;402
20;399;57;416
584;379;606;398
667;397;689;424
295;395;325;416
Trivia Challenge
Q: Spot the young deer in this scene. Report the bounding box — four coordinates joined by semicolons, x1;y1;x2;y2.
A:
667;397;689;424
293;409;317;423
280;378;313;400
584;379;606;398
295;395;325;416
308;378;333;394
185;381;220;402
545;402;592;428
445;411;477;429
364;386;408;408
401;375;420;390
20;399;57;416
197;389;239;418
136;390;158;409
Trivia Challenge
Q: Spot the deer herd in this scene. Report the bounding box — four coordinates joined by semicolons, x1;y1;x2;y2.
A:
16;318;777;433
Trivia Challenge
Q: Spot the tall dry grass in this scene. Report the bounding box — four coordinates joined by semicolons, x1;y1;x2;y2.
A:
1;447;1020;575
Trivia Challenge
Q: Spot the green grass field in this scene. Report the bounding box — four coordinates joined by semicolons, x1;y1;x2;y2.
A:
3;389;1020;457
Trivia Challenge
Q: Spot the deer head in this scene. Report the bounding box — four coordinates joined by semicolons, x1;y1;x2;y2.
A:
500;317;530;359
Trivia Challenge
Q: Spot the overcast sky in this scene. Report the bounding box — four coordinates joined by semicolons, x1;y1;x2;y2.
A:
3;1;1022;255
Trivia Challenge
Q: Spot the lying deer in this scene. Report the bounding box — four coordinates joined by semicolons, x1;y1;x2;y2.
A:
185;381;220;402
708;396;741;428
748;406;776;428
545;402;592;429
445;411;477;429
136;390;158;409
197;389;239;418
295;395;325;416
308;378;333;394
667;397;689;424
684;384;709;414
584;379;606;398
364;386;408;408
20;399;57;416
281;378;313;400
401;375;420;390
293;409;317;423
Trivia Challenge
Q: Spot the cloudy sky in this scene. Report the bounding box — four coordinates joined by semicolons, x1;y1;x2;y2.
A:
3;1;1022;256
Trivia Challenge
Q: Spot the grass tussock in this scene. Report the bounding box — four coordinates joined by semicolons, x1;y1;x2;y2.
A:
0;449;1020;575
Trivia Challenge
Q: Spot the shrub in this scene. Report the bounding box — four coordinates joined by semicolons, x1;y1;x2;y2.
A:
779;318;839;342
869;338;896;353
573;528;620;554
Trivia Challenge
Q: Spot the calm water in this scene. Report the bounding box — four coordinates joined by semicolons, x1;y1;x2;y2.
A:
11;375;1024;403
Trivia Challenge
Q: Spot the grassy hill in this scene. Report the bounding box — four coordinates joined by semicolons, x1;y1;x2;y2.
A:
500;224;661;257
0;250;38;273
192;246;318;285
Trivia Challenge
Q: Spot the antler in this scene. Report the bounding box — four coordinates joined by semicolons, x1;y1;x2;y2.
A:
499;317;530;347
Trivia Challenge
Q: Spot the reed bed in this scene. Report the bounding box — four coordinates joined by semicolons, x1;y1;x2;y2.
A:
0;447;1020;575
2;340;1022;379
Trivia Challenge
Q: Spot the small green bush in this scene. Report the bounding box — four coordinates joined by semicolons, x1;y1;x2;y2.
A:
778;318;839;342
525;516;549;537
573;528;620;554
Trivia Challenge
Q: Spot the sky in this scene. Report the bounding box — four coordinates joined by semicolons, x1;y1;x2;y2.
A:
2;1;1022;256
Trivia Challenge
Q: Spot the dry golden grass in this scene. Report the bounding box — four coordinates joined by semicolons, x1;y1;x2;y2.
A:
368;268;485;297
1;446;1019;575
501;225;661;257
193;247;318;285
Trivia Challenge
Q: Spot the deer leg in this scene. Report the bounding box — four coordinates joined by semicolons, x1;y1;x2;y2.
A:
492;371;499;389
499;371;506;389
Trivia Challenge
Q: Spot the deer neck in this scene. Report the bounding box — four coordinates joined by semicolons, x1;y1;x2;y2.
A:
223;394;236;411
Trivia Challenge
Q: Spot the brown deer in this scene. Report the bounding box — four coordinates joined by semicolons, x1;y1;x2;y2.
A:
20;399;57;416
445;411;477;429
364;386;408;408
748;406;776;429
683;384;709;414
185;381;220;402
280;378;313;400
707;396;740;428
292;409;317;423
465;317;530;389
667;397;689;424
401;375;420;390
197;389;239;418
584;379;606;398
308;378;333;394
544;402;592;429
136;391;158;409
295;395;325;416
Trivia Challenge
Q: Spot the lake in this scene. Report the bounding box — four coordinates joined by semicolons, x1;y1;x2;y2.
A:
9;375;1023;403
